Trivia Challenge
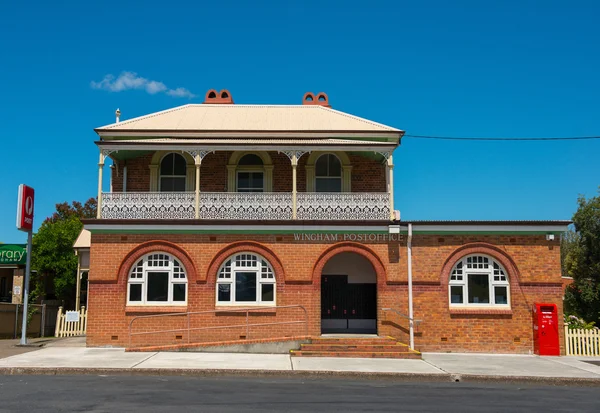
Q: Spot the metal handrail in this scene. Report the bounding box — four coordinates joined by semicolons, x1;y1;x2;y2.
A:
128;304;308;348
382;307;422;326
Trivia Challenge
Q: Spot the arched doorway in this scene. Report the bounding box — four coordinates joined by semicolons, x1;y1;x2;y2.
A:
321;252;377;334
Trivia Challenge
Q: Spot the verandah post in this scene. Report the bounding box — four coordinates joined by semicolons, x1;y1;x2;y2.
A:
292;153;298;219
194;153;201;219
97;151;105;219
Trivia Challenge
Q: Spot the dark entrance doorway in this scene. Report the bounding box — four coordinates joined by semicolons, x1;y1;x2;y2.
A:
321;275;377;334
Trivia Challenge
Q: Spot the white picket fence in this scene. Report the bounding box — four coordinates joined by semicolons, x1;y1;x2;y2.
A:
54;306;87;337
564;326;600;356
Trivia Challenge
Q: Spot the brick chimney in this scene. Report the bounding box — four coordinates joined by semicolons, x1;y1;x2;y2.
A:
302;92;330;107
203;89;234;104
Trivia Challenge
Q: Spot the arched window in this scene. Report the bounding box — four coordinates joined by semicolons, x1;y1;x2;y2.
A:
449;255;509;307
128;252;187;305
315;154;342;192
216;253;275;305
236;154;264;192
159;153;187;192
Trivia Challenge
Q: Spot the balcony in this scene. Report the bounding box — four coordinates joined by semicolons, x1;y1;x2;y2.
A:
100;192;390;221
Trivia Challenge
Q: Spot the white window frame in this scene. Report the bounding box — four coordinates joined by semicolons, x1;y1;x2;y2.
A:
314;153;342;193
216;253;276;306
159;152;187;192
448;254;510;308
127;252;188;306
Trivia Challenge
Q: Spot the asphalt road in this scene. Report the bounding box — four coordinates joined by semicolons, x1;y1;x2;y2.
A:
0;375;599;412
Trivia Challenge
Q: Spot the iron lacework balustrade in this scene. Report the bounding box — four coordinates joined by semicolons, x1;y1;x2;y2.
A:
100;192;390;221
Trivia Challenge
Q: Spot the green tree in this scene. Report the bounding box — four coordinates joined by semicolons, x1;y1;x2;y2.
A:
31;198;96;303
563;190;600;323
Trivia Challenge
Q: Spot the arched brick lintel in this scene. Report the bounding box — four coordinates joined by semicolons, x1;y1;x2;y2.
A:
440;243;521;289
117;240;198;283
312;242;386;284
206;241;285;283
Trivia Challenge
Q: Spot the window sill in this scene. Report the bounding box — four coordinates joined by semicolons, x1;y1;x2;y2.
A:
215;303;276;310
449;307;512;315
125;305;187;314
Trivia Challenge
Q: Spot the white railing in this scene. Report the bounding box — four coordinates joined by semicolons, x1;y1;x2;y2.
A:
199;192;293;220
102;192;195;219
564;326;600;356
100;191;390;221
297;192;390;220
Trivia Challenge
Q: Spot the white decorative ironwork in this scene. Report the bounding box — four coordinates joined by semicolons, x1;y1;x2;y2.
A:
297;192;390;220
375;151;392;160
101;192;195;219
101;149;118;158
199;192;293;220
183;150;213;161
100;191;389;221
280;151;309;162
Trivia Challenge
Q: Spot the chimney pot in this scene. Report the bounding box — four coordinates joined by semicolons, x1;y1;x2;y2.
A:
302;92;330;107
203;89;234;104
115;108;121;123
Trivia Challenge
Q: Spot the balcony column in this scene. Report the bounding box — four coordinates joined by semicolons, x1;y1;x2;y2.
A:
194;154;201;219
291;153;298;219
96;150;106;219
387;153;394;221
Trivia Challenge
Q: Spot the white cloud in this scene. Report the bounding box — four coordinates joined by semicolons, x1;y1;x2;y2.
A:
166;87;196;98
91;72;195;98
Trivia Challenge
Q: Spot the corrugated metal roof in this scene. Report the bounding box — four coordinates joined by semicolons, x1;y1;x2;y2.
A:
73;229;91;249
95;104;402;133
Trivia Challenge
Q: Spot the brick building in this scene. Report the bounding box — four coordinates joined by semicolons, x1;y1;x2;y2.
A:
84;90;569;354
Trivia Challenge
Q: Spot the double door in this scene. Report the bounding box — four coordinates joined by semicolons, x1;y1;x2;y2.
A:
321;274;376;334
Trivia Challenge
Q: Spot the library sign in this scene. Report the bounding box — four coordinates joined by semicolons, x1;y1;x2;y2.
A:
0;244;27;265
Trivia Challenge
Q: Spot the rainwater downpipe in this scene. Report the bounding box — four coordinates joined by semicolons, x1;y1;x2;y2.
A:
407;223;415;350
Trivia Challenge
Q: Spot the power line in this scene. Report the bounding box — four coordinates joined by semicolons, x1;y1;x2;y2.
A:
403;134;600;141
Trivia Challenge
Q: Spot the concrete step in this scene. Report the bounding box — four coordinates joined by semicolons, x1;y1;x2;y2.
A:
310;338;399;345
290;350;422;359
300;344;412;352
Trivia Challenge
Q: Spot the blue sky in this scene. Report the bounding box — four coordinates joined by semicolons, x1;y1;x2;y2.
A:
1;0;599;242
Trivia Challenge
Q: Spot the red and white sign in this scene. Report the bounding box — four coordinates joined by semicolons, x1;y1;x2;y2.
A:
16;184;35;232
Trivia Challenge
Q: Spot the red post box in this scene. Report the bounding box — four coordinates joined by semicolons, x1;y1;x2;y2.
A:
532;303;560;356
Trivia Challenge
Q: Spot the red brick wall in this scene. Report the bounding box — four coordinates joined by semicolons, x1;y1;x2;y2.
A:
112;154;153;192
110;151;385;193
87;233;563;354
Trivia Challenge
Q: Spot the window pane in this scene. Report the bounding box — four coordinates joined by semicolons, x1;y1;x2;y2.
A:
315;155;328;176
494;286;508;305
238;154;263;166
250;172;264;188
129;284;142;302
172;177;186;192
261;284;274;302
450;286;463;304
316;178;342;192
327;154;341;176
160;177;175;192
147;272;169;302
468;274;490;304
173;284;186;302
160;153;174;175
218;284;231;302
235;272;257;302
173;154;187;175
237;172;250;188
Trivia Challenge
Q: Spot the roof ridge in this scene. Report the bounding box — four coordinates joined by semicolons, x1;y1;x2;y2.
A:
96;104;192;130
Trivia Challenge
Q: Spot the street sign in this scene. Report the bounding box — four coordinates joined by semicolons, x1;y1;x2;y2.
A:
65;311;80;323
16;184;35;232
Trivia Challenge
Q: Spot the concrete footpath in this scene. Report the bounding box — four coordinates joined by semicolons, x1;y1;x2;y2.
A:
1;342;600;385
